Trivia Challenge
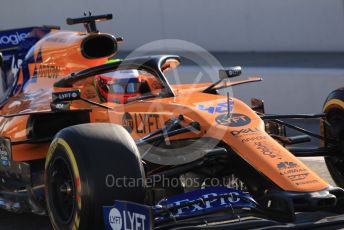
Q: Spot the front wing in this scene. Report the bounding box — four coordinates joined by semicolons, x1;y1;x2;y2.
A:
102;187;344;230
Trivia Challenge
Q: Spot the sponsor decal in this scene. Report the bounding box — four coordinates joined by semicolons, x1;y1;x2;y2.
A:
230;127;262;137
134;113;160;134
36;64;61;79
277;161;297;169
50;101;71;111
254;141;282;159
122;113;160;134
240;135;267;143
171;192;240;216
276;161;316;185
0;32;29;46
197;101;234;114
52;90;81;102
295;179;318;186
287;173;309;181
109;208;122;230
216;113;251;127
277;161;308;176
2;27;52;87
156;187;254;221
103;200;151;230
283;169;308;176
122;112;134;133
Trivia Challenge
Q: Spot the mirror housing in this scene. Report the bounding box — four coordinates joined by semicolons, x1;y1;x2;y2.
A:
251;98;265;114
219;66;242;80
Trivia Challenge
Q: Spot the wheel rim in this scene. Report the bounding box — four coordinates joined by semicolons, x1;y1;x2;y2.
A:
48;155;76;224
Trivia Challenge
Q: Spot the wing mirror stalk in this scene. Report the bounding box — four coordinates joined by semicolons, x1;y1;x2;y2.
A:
203;66;242;93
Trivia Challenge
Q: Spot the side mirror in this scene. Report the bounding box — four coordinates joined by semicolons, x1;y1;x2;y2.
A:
251;98;265;114
219;66;242;80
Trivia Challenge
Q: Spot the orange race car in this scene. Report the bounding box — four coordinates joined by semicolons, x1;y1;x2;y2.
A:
0;13;344;230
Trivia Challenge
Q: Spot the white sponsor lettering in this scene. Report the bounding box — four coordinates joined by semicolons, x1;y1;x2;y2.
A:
109;208;122;230
0;32;29;46
203;193;217;208
175;192;241;216
123;210;146;230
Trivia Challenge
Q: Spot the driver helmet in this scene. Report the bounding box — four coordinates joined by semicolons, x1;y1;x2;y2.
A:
95;69;141;104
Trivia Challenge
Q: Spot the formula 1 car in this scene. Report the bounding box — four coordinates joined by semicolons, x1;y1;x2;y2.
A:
0;13;343;230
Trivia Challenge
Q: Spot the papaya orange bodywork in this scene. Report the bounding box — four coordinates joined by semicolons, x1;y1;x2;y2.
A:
0;29;330;194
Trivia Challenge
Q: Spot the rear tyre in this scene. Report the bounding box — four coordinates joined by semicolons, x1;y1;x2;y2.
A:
45;123;145;230
323;88;344;187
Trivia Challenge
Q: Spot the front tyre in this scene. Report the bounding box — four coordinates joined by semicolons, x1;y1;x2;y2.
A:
45;123;145;230
323;88;344;187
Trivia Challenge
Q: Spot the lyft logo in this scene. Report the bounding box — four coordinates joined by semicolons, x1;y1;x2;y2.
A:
109;208;122;230
0;32;29;46
109;207;147;230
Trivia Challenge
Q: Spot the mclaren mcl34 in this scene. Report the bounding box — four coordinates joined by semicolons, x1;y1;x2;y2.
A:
0;13;343;230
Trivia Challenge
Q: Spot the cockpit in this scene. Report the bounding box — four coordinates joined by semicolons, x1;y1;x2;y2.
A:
53;55;181;104
94;69;165;104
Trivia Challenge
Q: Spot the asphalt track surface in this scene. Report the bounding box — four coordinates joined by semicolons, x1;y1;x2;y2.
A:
0;65;342;229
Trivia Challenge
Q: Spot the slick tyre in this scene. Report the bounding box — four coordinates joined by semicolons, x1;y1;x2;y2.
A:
323;88;344;187
45;123;145;230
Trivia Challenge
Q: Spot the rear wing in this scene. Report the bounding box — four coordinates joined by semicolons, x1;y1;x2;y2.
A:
0;26;59;53
0;26;58;96
0;26;59;69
